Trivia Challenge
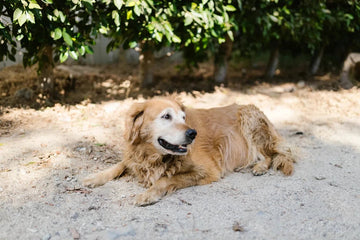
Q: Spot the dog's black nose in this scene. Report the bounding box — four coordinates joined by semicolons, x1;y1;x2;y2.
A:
185;129;197;141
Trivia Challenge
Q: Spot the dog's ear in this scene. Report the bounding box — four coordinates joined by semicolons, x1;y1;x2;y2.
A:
169;94;185;111
124;102;145;145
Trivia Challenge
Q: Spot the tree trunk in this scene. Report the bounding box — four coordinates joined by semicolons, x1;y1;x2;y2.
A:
339;52;360;89
139;43;154;87
214;36;233;84
309;46;324;75
38;45;55;99
265;45;279;79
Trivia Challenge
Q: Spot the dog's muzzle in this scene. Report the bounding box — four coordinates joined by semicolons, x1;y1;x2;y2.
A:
158;128;197;154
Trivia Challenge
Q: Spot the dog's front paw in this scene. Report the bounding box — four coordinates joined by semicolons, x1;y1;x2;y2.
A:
82;175;106;188
135;192;160;207
252;162;269;176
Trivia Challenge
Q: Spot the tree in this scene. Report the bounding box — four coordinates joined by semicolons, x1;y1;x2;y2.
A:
233;1;330;78
322;1;360;73
0;0;97;99
97;0;237;86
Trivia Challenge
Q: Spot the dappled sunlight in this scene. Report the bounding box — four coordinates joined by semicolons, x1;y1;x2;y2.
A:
0;102;129;208
1;86;360;239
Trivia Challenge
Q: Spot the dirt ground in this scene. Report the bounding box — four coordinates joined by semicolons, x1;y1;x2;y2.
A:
0;64;360;240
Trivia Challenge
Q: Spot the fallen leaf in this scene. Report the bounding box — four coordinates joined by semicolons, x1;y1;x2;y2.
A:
232;221;245;232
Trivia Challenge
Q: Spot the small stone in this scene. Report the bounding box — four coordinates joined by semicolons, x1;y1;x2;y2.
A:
70;228;80;239
314;176;326;180
71;212;79;220
27;228;38;233
334;164;343;168
42;233;51;240
329;182;338;187
88;205;100;211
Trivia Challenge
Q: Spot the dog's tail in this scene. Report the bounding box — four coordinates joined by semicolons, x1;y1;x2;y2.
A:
272;141;298;175
83;161;127;188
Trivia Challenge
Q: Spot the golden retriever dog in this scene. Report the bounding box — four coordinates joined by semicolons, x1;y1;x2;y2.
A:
83;96;295;206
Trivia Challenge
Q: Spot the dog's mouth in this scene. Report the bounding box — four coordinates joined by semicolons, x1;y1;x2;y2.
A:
158;138;189;154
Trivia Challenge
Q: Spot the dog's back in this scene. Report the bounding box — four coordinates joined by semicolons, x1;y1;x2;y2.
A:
185;104;295;176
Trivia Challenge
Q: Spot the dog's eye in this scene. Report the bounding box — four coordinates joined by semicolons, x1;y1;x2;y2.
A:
183;116;186;120
162;113;172;120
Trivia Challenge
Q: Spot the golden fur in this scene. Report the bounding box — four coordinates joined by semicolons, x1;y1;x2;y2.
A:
83;97;295;206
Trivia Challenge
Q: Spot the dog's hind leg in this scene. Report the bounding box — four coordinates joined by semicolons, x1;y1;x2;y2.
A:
83;161;127;188
238;105;295;176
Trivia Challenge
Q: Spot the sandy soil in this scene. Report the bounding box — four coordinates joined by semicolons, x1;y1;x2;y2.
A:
1;64;360;240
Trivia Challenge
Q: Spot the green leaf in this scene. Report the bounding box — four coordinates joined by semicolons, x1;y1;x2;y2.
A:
126;10;132;20
62;31;73;46
69;50;78;60
154;31;163;42
60;51;69;62
82;0;94;5
29;0;42;9
79;46;86;55
99;26;108;34
227;30;234;41
269;15;278;23
133;4;141;16
112;10;120;26
52;28;62;40
59;11;66;22
184;16;193;26
172;35;181;43
82;0;94;10
16;34;24;41
27;11;35;24
236;0;242;10
18;12;27;26
0;22;4;29
114;0;123;9
224;5;236;12
42;0;53;3
21;0;28;7
126;0;136;7
13;9;23;21
84;45;94;54
218;37;225;44
129;41;137;48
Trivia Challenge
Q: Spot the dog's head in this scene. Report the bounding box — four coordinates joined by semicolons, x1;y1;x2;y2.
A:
124;97;197;155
